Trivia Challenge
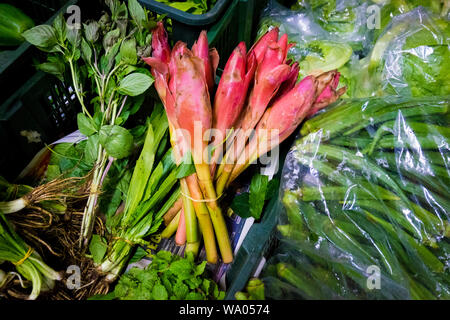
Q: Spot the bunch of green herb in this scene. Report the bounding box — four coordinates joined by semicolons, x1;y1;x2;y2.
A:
91;250;225;300
23;0;159;248
155;0;218;15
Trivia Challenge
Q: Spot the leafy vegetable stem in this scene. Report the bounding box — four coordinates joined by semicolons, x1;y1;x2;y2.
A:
68;59;92;119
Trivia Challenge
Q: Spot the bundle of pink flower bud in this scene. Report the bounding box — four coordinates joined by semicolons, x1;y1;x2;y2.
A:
144;22;346;264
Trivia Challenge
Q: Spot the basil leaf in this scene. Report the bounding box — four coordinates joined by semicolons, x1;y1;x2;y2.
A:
84;21;100;43
128;0;147;28
249;174;269;220
120;38;137;65
118;73;153;96
99;125;134;159
230;192;252;218
53;13;67;43
77;113;97;136
84;134;100;165
81;38;92;63
23;25;58;49
36;60;65;81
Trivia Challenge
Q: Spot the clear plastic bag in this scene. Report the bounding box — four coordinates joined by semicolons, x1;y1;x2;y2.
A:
354;7;450;98
263;96;450;299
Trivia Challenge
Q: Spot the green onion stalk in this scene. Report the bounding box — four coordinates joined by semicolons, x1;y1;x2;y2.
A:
0;213;61;300
23;0;159;249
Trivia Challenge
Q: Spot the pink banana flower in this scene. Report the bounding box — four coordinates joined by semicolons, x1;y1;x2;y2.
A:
210;42;257;172
230;76;318;182
248;27;279;65
308;71;346;117
173;52;212;164
271;62;300;103
192;30;219;94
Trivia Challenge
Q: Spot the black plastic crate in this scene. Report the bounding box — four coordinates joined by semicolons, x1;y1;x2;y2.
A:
0;0;79;106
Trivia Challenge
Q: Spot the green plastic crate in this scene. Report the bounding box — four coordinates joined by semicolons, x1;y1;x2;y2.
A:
224;134;294;300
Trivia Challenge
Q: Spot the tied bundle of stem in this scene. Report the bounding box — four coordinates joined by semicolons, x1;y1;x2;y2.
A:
144;23;231;264
0;175;90;216
0;213;61;300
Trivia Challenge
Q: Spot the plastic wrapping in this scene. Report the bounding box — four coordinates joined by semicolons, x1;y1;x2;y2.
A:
263;96;450;299
258;0;374;54
352;7;450;98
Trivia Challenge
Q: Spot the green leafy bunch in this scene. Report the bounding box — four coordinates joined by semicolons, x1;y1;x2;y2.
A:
23;0;158;160
93;250;225;300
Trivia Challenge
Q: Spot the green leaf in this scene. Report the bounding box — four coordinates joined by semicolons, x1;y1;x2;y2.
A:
118;73;153;96
23;25;58;49
185;291;205;300
66;27;81;47
230;192;251;218
152;283;168;300
88;292;116;300
36;59;65;81
155;250;173;262
53;13;67;43
266;178;280;200
89;234;108;264
194;260;207;276
81;38;92;64
98;125;134;159
249;174;269;220
84;21;100;43
169;259;193;281
84;134;100;165
120;38;137;65
128;0;147;28
173;281;189;299
129;246;149;264
103;28;121;52
77;113;97;136
45;164;61;181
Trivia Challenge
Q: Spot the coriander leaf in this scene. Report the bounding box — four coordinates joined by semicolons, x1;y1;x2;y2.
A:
118;73;153;96
152;283;168;300
169;259;193;281
173;281;189;300
194;260;207;276
185;291;205;300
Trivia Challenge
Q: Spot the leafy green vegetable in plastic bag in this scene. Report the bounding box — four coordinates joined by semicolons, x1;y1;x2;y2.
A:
263;96;450;300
